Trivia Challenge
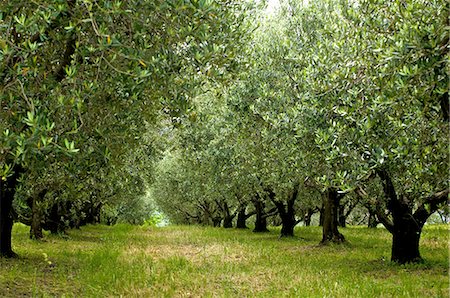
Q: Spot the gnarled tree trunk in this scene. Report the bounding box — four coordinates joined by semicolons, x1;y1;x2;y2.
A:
376;169;449;263
0;167;23;257
338;198;359;228
236;204;248;229
391;219;422;263
222;202;236;228
279;208;296;237
252;198;269;232
320;188;345;244
236;203;255;229
270;185;299;237
376;169;422;263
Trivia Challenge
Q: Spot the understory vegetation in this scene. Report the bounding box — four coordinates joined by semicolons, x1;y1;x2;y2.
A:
1;223;448;297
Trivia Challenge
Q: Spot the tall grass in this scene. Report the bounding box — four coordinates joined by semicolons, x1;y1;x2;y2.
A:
0;223;448;297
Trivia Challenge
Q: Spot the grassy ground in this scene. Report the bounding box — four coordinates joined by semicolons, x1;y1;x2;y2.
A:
0;224;448;297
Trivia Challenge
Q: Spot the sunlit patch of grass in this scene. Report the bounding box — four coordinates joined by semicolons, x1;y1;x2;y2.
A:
123;242;252;266
0;223;448;297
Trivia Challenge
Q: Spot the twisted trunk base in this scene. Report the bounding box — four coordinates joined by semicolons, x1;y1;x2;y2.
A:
320;189;345;245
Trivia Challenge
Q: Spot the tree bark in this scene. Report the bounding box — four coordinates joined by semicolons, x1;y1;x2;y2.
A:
220;201;236;228
279;209;296;237
197;201;217;226
304;208;314;226
0;167;23;257
338;204;346;227
319;204;324;226
388;197;424;263
391;220;422;263
376;169;422;263
223;215;233;228
252;198;269;232
270;185;298;237
320;189;345;244
236;203;256;229
338;197;360;227
29;189;47;240
236;204;248;229
375;170;450;263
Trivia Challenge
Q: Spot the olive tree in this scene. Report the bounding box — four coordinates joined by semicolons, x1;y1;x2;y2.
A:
281;0;448;262
0;0;251;257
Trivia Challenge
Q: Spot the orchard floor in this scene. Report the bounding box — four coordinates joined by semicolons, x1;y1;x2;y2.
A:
0;223;448;297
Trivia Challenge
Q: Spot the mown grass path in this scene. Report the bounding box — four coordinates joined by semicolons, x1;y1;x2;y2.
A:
0;224;448;297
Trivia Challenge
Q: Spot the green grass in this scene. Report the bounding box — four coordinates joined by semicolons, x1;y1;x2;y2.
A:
0;223;448;297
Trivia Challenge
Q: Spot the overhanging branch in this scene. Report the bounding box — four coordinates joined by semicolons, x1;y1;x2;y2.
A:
414;189;450;226
375;204;394;234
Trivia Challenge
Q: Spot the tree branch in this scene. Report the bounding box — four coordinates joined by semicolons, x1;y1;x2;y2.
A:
422;189;450;205
261;207;278;219
244;210;256;219
304;176;320;190
355;185;368;198
344;197;360;218
214;199;224;212
375;203;394;234
376;168;400;213
414;189;450;227
183;210;199;221
54;34;77;82
274;202;286;217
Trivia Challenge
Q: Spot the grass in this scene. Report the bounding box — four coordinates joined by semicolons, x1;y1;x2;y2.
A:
0;223;448;297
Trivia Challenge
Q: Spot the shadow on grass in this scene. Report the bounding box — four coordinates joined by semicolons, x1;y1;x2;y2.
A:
66;234;105;243
0;251;83;297
359;258;449;280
